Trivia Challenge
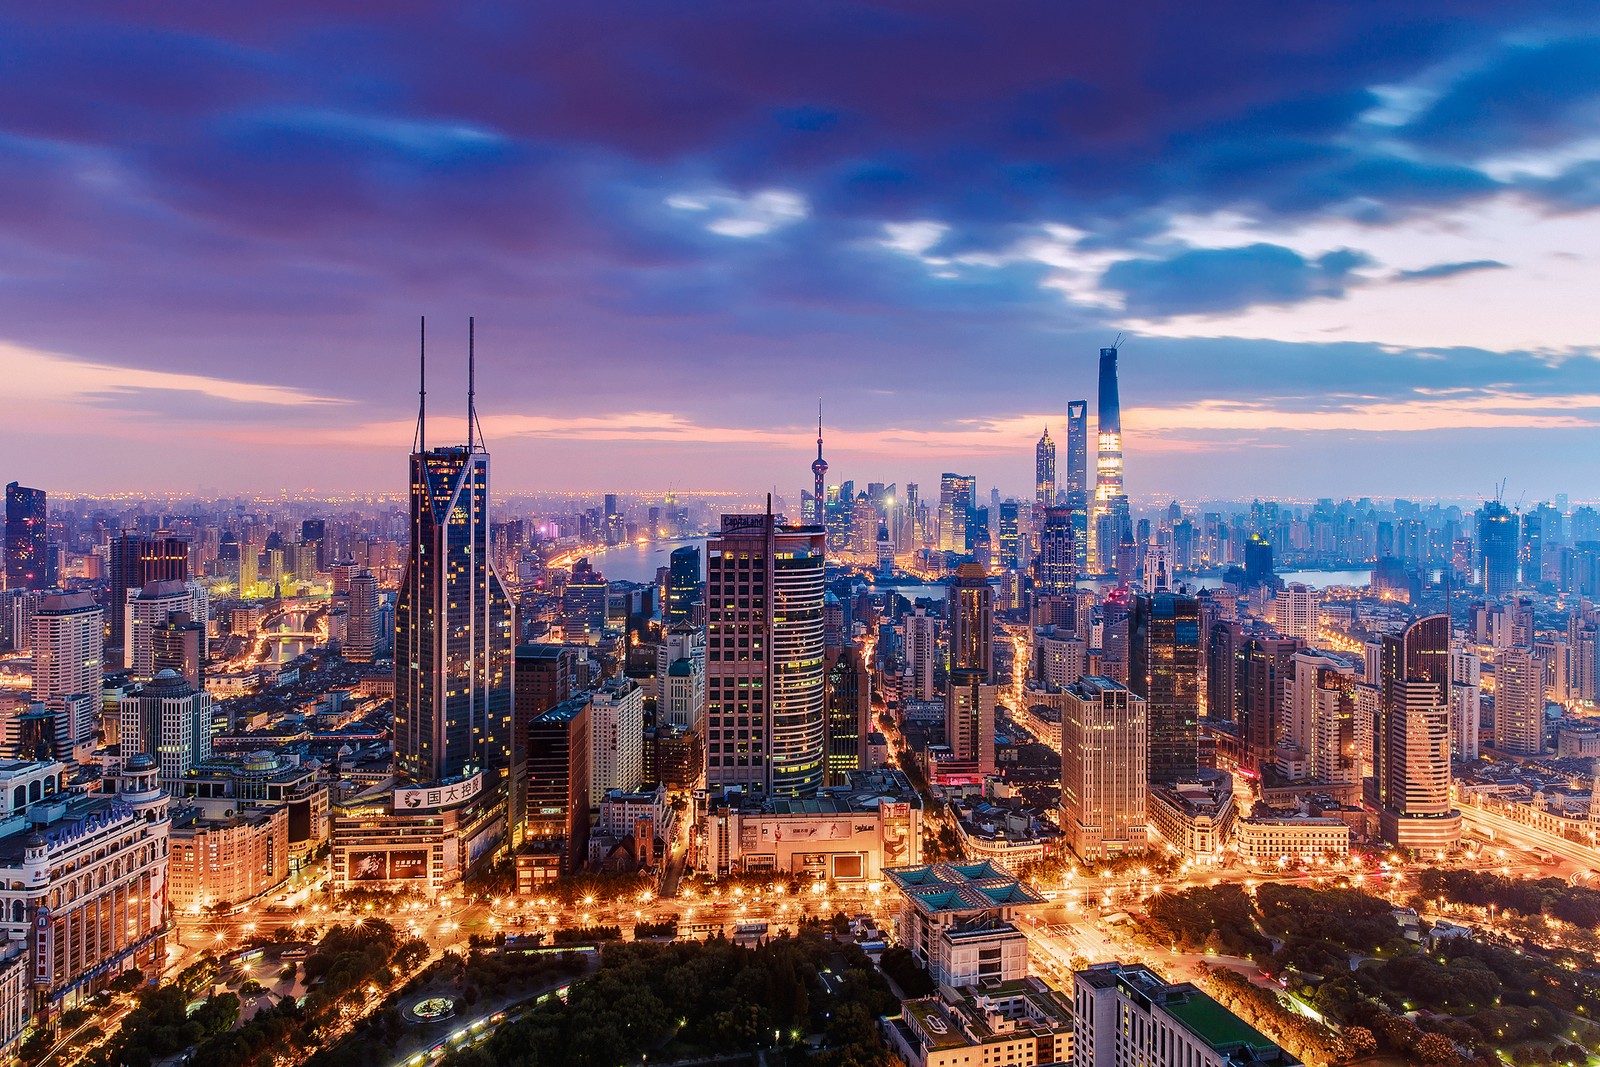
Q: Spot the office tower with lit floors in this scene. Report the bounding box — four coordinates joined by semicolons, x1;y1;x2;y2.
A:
1060;677;1148;860
345;569;381;662
1091;348;1123;573
1035;428;1056;514
939;474;976;553
1129;591;1201;782
665;544;701;623
705;506;827;795
3;483;48;592
1479;500;1518;601
332;322;518;899
824;646;870;786
1493;646;1544;756
949;563;994;682
1377;614;1460;849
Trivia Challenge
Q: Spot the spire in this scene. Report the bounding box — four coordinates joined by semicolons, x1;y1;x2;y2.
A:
467;316;476;451
816;398;825;462
414;316;427;454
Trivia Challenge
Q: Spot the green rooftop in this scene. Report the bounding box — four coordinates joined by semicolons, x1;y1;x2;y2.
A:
1163;990;1279;1052
904;1000;967;1050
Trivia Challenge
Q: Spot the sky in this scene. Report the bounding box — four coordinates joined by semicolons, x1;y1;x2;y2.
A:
3;3;1600;503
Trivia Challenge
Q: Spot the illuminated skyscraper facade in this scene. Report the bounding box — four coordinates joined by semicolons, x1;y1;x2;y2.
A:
1091;349;1123;573
939;474;976;553
1479;500;1517;601
949;563;994;682
1066;400;1088;498
1035;428;1056;513
394;329;516;803
705;509;827;795
1377;614;1459;849
1129;591;1200;782
4;483;47;592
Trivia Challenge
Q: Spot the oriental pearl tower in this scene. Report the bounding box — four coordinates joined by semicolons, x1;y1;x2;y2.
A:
811;400;828;527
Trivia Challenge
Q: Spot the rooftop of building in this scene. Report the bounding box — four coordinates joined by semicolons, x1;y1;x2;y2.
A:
1100;964;1295;1065
709;769;922;816
532;694;592;724
885;860;1045;916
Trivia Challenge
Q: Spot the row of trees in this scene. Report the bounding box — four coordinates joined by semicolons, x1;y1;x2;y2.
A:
1199;966;1347;1067
1418;868;1600;928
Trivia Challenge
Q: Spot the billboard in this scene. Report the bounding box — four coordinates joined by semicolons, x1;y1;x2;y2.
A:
349;851;389;881
390;850;428;880
394;771;483;812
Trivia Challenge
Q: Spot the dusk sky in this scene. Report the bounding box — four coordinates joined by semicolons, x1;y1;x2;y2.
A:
4;3;1600;502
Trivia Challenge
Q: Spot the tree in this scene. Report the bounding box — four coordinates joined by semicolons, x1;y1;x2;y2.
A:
1344;1027;1378;1057
1413;1033;1459;1067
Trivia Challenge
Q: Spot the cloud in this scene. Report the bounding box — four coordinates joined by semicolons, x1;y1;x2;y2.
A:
1098;243;1372;318
667;188;809;237
1392;259;1506;282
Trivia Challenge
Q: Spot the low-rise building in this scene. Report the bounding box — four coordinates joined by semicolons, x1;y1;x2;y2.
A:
169;805;290;913
885;860;1043;989
1074;962;1299;1067
329;772;506;897
885;977;1074;1067
697;769;921;882
1147;777;1235;866
1234;814;1351;866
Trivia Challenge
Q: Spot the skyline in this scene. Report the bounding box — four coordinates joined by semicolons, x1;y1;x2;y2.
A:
4;6;1600;497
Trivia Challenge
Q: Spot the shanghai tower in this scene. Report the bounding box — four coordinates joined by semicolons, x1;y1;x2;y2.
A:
1092;346;1124;573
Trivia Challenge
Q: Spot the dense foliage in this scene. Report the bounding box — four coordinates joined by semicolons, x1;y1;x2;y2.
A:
86;988;239;1067
441;931;894;1067
1146;884;1271;959
1418;869;1600;928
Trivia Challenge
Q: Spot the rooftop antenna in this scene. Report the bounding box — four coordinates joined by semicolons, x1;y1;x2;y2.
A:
414;316;427;454
467;317;475;451
1111;331;1125;350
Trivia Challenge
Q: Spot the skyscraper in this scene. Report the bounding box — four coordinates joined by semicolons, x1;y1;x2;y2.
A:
705;507;827;795
345;569;380;663
108;533;189;660
119;669;213;789
1274;583;1317;640
1493;646;1544;756
824;646;870;786
903;608;937;702
1066;400;1088;499
1129;591;1200;782
949;563;994;682
811;402;829;527
1091;348;1123;573
126;580;206;682
1238;634;1302;776
150;611;204;690
1060;676;1148;860
665;544;701;624
32;592;102;755
945;668;996;775
4;483;47;591
1035;428;1056;513
1479;500;1518;600
1377;614;1460;849
394;322;517;798
939;474;976;553
301;519;327;571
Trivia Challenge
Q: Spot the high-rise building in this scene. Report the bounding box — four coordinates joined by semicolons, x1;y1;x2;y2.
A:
1091;348;1123;573
1244;535;1274;587
944;668;997;775
903;608;937;703
1066;400;1088;500
301;519;327;571
108;533;189;662
939;474;976;553
119;669;213;789
1377;615;1460;849
1288;651;1359;788
150;611;204;690
1493;647;1544;756
3;483;48;593
1479;500;1518;600
1035;428;1056;513
1060;676;1148;860
949;563;994;682
31;592;102;757
1274;583;1317;641
1238;635;1302;776
345;569;380;663
1129;591;1200;782
1449;643;1481;761
393;335;516;795
665;545;701;623
524;695;591;874
126;580;206;682
824;647;870;786
589;678;645;800
1035;507;1076;598
811;403;829;527
705;509;827;795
